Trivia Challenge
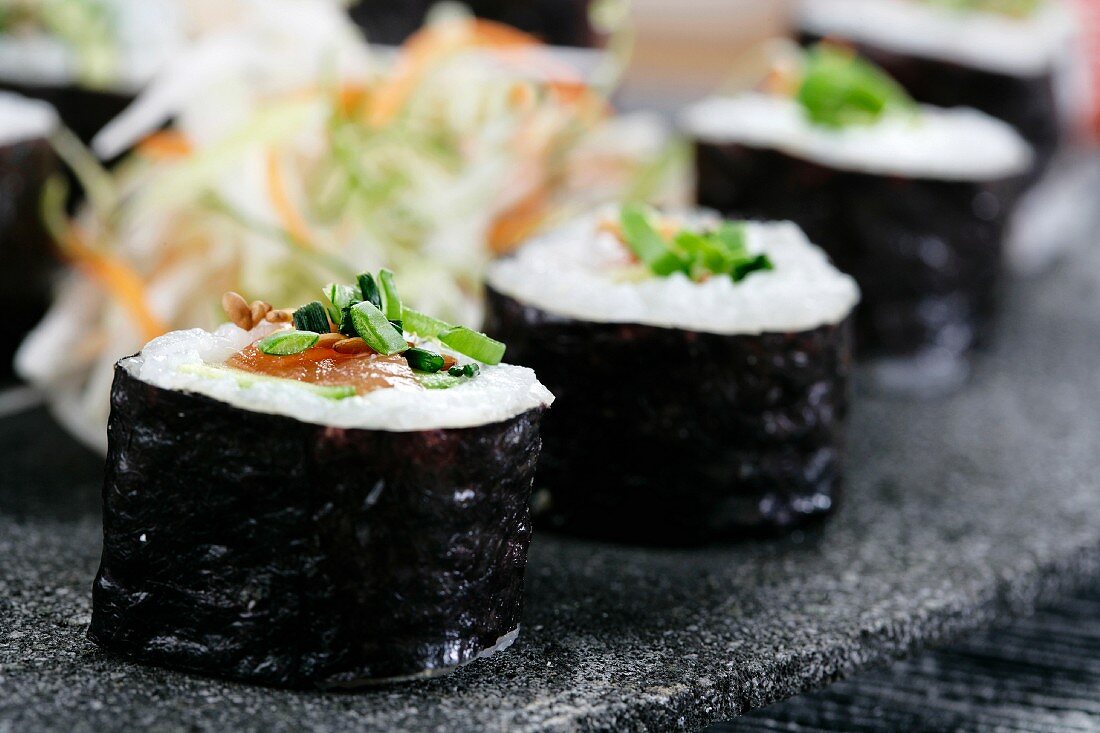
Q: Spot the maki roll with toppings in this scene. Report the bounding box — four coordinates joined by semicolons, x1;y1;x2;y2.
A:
797;0;1074;179
0;92;59;381
685;45;1032;392
89;271;554;687
484;207;859;544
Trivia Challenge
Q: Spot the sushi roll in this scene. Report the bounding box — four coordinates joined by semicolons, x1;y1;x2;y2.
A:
796;0;1075;179
0;92;59;382
89;272;554;687
684;45;1032;391
484;206;859;544
350;0;596;47
0;0;182;144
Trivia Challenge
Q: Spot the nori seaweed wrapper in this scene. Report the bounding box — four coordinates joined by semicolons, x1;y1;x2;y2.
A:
0;136;58;382
0;80;132;147
89;363;546;688
694;142;1022;362
800;32;1061;183
349;0;595;46
484;287;853;545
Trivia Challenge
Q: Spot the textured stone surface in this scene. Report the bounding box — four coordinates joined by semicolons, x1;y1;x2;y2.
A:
718;584;1100;732
3;236;1100;731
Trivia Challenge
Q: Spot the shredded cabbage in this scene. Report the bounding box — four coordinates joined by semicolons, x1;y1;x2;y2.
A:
17;1;684;452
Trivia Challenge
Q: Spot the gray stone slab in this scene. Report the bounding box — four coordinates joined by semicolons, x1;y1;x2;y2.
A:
716;584;1100;732
3;235;1100;732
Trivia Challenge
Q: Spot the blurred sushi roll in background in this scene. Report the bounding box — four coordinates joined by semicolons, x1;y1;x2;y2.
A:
0;91;58;383
795;0;1075;182
485;207;859;544
684;45;1032;394
348;0;600;47
0;0;185;145
90;272;553;686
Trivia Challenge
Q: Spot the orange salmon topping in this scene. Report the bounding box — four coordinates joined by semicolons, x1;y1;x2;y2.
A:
226;344;417;395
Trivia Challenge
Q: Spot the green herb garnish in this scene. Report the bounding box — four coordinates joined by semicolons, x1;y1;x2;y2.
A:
449;363;480;378
618;206;773;283
439;327;506;366
796;44;916;129
402;307;453;339
257;330;320;356
378;268;403;321
323;283;360;324
350;300;408;355
620;204;690;277
357;272;382;310
292;301;330;333
404;347;445;373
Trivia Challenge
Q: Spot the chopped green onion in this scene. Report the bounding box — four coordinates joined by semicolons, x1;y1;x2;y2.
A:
179;364;355;400
449;363;480;378
620;204;690;277
323;283;360;323
378;268;402;321
797;44;915;129
292;301;330;333
257;330;320;356
404;347;445;373
732;254;774;282
439;327;505;365
357;272;382;310
350;301;408;355
402;307;453;339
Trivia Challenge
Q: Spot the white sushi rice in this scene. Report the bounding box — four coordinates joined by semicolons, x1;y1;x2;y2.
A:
0;92;59;146
680;93;1032;181
485;212;860;335
122;323;554;432
797;0;1074;77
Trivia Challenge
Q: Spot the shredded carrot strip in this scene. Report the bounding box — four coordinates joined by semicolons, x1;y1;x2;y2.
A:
368;19;543;126
338;83;370;117
59;231;167;341
265;148;313;249
487;186;548;255
136;131;193;160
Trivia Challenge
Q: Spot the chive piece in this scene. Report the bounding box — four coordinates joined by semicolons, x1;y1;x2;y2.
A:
292;301;330;333
357;273;382;310
402;307;453;339
378;269;403;321
797;44;915;129
323;283;360;323
463;363;480;378
439;326;505;365
339;306;358;337
620;204;690;277
405;347;445;373
731;253;774;282
350;301;409;355
448;365;465;377
257;330;320;356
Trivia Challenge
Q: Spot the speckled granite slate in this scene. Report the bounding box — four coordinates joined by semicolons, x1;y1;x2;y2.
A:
3;235;1100;733
717;584;1100;732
